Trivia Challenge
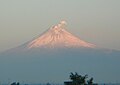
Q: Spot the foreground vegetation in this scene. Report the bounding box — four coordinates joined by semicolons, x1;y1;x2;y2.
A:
64;72;98;85
9;72;98;85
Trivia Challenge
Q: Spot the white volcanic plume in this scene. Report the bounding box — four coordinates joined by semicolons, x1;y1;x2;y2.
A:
28;21;95;49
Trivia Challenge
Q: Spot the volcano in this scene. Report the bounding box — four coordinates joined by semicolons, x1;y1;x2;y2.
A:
0;21;120;83
28;21;95;49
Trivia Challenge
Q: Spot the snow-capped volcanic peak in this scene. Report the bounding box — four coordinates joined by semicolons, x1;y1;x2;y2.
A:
28;21;95;49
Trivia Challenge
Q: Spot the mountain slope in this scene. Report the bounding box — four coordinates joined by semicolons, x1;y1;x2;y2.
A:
28;21;95;49
0;47;120;83
0;21;120;83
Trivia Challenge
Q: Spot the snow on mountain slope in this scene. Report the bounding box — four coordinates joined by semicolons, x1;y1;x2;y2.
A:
28;21;95;49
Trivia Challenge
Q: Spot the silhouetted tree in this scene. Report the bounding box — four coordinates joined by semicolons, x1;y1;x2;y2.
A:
87;78;93;85
69;72;88;85
80;74;88;85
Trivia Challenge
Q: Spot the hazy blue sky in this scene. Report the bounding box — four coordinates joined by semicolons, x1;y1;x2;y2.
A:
0;0;120;52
